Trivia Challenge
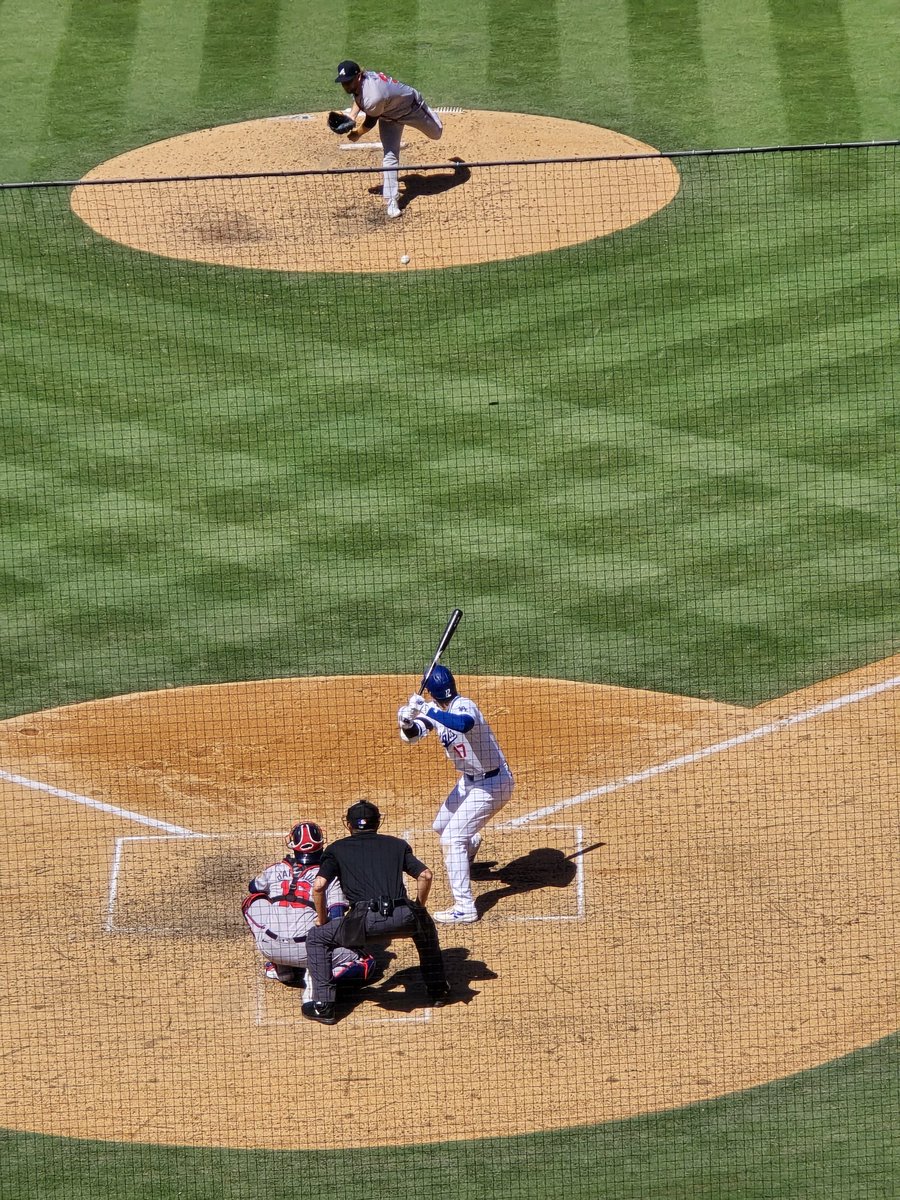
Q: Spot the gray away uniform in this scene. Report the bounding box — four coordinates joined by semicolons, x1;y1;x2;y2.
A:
353;71;443;203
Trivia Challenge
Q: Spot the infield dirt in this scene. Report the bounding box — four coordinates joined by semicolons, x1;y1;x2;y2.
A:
0;665;898;1149
70;110;681;272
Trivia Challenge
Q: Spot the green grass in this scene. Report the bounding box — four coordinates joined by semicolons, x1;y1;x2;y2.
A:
2;1032;899;1199
0;1;898;1196
1;148;897;713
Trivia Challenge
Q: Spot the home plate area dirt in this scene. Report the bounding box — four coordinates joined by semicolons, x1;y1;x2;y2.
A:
0;665;898;1149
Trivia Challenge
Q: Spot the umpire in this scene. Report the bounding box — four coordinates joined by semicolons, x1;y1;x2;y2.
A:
303;800;450;1025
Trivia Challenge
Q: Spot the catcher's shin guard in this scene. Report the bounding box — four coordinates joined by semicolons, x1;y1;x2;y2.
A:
333;953;376;986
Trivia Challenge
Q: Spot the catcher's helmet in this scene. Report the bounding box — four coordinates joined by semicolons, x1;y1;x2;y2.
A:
425;665;457;702
335;60;361;84
285;821;325;865
346;800;381;831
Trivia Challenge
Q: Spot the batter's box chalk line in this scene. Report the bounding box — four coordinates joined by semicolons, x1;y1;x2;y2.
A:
103;830;283;935
253;971;433;1029
402;822;587;923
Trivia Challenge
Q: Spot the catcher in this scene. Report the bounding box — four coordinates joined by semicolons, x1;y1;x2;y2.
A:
242;821;375;1001
326;59;443;218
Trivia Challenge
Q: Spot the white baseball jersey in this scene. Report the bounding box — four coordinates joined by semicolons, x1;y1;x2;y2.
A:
424;696;507;777
354;71;425;122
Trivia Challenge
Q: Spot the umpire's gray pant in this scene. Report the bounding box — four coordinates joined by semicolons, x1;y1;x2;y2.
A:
307;902;446;1004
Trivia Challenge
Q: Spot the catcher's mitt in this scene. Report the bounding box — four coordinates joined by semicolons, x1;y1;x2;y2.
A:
327;110;356;135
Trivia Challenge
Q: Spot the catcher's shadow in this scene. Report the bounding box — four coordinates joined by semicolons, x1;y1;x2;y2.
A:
368;157;471;212
473;843;604;917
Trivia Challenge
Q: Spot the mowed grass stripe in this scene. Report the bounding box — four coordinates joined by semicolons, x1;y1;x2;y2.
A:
557;0;634;129
697;0;788;146
486;0;562;113
345;0;423;93
842;0;900;136
38;0;141;172
0;0;71;181
126;0;211;134
768;0;861;141
273;1;348;114
623;0;710;146
196;0;282;119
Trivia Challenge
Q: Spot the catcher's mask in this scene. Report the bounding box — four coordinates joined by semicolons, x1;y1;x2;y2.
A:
285;821;325;866
335;60;361;85
425;665;457;702
346;800;381;832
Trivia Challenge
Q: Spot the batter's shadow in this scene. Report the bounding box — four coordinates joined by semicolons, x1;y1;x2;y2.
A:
367;157;471;212
473;843;604;917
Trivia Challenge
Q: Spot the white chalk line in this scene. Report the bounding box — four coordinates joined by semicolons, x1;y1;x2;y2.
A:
0;768;196;835
403;823;585;922
506;672;900;827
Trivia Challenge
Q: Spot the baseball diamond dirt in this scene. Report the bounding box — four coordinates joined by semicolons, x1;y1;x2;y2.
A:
69;110;681;272
0;664;897;1150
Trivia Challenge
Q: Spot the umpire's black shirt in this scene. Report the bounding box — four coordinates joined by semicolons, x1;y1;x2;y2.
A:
317;830;426;903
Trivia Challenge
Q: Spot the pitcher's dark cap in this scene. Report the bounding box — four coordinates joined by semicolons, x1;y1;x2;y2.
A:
346;800;381;830
335;60;361;83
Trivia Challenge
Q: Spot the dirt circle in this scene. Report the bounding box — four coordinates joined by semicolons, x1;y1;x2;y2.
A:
70;111;681;272
1;669;897;1150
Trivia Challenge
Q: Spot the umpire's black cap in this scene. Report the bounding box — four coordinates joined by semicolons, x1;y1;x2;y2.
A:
346;800;381;830
335;60;361;83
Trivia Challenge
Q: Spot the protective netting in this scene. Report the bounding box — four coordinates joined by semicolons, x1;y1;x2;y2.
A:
0;143;898;1198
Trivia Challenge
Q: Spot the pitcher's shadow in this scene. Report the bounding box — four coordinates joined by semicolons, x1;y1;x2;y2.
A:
368;157;471;211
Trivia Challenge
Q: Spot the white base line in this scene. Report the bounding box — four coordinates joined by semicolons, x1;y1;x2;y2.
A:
0;768;195;835
509;673;900;827
403;823;585;922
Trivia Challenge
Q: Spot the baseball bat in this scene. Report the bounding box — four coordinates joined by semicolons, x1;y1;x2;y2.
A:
418;608;463;693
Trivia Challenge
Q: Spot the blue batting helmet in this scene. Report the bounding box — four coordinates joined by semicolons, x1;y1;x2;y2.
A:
425;665;457;702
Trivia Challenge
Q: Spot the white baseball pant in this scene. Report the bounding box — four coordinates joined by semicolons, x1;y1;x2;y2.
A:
433;766;514;912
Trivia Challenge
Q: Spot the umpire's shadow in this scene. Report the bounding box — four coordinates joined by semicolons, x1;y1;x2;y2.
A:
367;157;471;213
473;843;603;918
336;946;496;1017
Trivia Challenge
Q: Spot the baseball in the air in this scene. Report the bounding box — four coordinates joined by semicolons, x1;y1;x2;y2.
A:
400;254;410;264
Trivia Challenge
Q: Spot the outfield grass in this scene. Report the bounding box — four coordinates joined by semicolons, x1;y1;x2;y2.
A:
0;1;898;1196
2;1032;898;1199
1;146;897;714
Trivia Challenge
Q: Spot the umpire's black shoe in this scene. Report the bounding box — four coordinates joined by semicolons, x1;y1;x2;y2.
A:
429;984;452;1008
302;1001;336;1026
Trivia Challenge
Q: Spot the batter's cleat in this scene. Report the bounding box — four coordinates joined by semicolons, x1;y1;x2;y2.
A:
433;907;479;924
263;961;279;981
386;199;401;218
302;1001;337;1026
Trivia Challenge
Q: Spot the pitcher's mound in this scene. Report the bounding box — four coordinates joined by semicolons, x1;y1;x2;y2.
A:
71;110;680;272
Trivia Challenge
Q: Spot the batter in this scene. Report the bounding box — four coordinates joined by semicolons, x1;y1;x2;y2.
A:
335;59;443;217
397;666;515;923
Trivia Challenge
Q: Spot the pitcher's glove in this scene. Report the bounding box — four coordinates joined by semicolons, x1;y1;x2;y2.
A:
327;111;356;135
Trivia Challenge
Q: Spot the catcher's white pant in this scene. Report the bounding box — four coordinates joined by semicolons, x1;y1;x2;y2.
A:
433;766;514;913
379;105;443;203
